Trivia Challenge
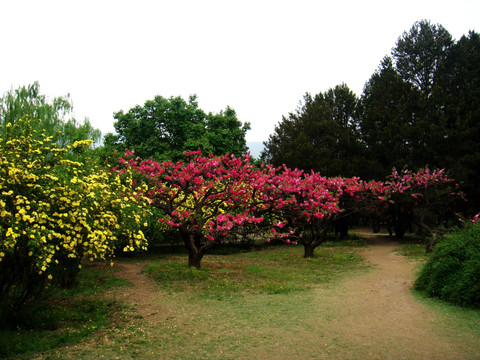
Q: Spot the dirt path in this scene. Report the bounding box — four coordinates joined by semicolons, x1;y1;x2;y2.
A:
113;261;165;325
311;235;469;359
110;237;475;359
45;237;479;359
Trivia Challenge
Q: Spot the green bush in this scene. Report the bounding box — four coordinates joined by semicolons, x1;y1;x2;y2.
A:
0;118;150;325
414;223;480;308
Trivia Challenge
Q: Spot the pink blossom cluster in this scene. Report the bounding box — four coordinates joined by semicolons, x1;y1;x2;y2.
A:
385;167;453;197
115;150;463;251
118;151;272;244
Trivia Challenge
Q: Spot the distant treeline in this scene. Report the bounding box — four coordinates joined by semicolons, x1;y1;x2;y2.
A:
261;20;480;213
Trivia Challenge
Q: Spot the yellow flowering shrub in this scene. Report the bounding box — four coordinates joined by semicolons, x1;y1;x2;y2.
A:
0;118;151;314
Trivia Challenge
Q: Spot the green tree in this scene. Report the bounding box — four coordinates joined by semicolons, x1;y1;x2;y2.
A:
359;56;419;176
393;20;453;95
57;118;101;149
393;20;453;168
0;82;101;147
359;21;480;212
105;95;250;161
360;20;454;176
433;31;480;211
262;84;368;177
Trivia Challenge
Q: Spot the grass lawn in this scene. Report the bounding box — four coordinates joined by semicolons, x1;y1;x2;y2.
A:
1;237;367;359
0;265;131;359
2;235;480;359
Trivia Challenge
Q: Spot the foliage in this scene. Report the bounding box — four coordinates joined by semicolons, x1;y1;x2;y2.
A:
122;148;374;263
360;20;453;175
261;21;480;212
414;223;480;308
433;30;480;213
0;82;101;148
265;167;365;257
105;95;250;162
0;264;129;358
382;167;463;238
359;167;463;239
359;56;419;177
120;150;269;268
262;84;370;178
392;20;453;95
0;118;150;322
122;141;463;261
359;21;480;211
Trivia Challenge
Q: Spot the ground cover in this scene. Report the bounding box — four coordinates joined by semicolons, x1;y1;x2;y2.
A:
4;232;480;359
0;266;131;358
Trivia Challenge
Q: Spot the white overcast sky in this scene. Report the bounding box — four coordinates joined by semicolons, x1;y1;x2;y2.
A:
1;0;479;142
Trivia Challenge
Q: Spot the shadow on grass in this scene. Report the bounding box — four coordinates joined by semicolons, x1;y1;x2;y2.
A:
0;264;131;359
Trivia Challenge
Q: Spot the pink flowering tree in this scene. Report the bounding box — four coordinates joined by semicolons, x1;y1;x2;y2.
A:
358;179;392;234
378;167;464;239
265;168;363;258
119;150;271;268
330;176;367;239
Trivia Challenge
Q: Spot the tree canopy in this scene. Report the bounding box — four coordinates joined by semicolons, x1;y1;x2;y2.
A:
261;84;369;178
0;82;101;148
262;20;480;212
360;20;454;173
392;20;453;95
360;20;480;211
432;30;480;212
105;95;250;162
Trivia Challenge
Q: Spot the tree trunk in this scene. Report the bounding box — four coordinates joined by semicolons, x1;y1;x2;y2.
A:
188;252;204;268
394;224;406;239
335;218;349;239
303;226;328;258
181;230;214;269
304;244;315;258
391;204;410;239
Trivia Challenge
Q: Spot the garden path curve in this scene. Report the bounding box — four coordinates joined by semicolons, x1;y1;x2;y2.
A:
308;234;472;359
51;234;479;359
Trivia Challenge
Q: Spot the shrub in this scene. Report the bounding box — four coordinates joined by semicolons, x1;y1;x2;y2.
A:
0;118;151;324
414;223;480;308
